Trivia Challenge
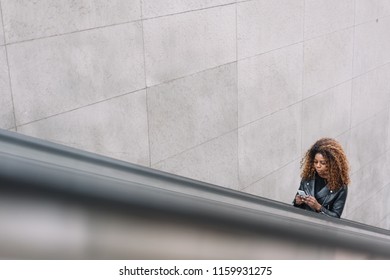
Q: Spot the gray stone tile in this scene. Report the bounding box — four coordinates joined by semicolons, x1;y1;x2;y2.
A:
355;0;390;25
303;28;353;98
148;63;237;164
238;104;301;188
238;43;303;126
347;109;389;173
237;0;304;59
0;46;14;129
0;10;4;45
1;0;141;43
347;152;390;216
388;107;390;151
302;81;352;150
144;5;236;86
346;184;389;228
153;132;239;190
378;180;390;229
304;0;354;40
379;214;390;230
18;90;149;166
353;17;390;76
351;64;390;126
379;180;390;226
243;159;301;205
8;22;145;125
142;0;235;18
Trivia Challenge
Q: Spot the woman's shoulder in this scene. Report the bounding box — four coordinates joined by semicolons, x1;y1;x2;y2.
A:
335;184;348;195
339;184;348;190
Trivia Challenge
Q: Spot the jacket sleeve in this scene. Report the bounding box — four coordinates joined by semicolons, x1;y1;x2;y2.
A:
320;187;348;218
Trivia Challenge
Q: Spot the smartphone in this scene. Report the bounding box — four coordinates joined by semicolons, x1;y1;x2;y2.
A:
297;190;308;197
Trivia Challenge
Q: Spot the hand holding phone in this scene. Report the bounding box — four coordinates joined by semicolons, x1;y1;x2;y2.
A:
297;190;309;198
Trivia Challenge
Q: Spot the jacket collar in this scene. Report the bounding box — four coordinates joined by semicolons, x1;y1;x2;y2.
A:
316;183;329;199
305;179;328;199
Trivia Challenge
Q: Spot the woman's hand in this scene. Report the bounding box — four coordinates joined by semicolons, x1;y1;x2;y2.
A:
302;195;321;212
295;195;304;205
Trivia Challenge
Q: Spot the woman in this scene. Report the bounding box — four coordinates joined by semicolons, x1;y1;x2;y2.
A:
293;138;350;218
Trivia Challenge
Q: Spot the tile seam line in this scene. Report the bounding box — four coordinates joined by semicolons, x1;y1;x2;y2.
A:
140;0;152;168
304;24;355;42
238;40;305;62
146;61;237;89
301;0;306;155
240;157;301;192
349;0;357;132
0;1;5;44
0;1;17;130
350;149;390;178
238;24;355;63
142;2;236;21
303;12;390;43
4;18;142;46
354;13;390;27
16;89;144;128
348;106;390;131
5;2;238;46
151;128;238;167
235;2;240;189
237;99;305;131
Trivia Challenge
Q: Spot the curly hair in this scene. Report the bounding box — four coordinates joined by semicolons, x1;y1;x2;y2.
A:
301;138;350;191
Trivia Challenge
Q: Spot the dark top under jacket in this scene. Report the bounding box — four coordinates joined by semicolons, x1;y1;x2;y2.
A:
293;174;348;218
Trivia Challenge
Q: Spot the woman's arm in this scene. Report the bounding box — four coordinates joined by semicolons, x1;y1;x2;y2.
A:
320;187;348;218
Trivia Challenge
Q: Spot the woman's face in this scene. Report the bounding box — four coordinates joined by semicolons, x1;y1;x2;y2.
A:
313;153;328;178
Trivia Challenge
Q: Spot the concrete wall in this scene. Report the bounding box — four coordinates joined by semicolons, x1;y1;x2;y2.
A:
0;1;389;229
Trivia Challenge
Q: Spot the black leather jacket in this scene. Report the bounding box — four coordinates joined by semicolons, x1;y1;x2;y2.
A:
293;179;348;218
